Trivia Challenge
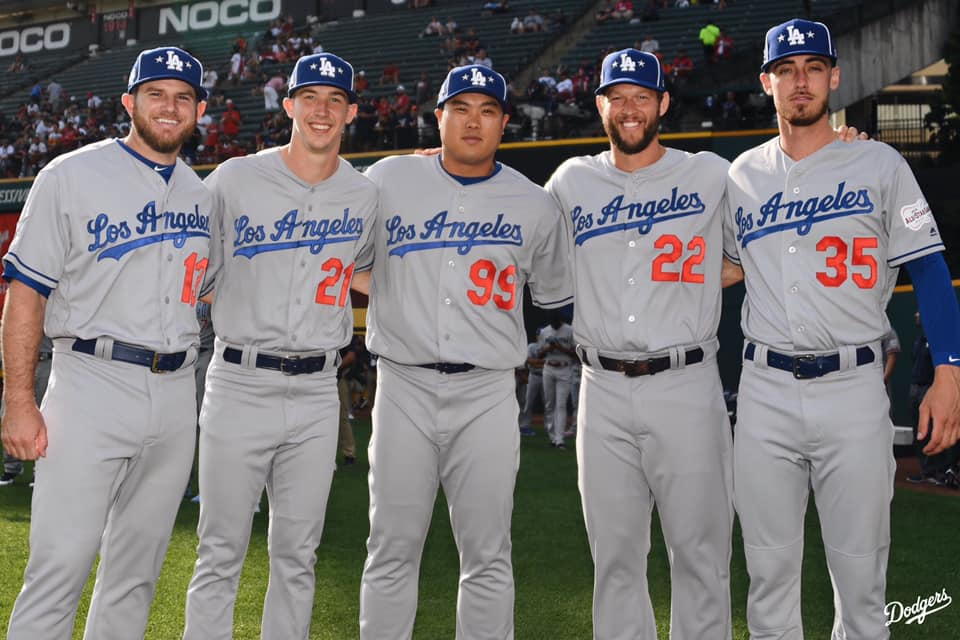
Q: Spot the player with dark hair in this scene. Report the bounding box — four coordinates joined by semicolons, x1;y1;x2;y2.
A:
546;48;735;639
724;19;960;639
356;64;573;639
2;46;210;639
182;52;376;640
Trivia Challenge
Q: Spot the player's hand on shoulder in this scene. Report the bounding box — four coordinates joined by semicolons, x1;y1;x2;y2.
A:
0;402;48;461
918;364;960;455
833;125;870;143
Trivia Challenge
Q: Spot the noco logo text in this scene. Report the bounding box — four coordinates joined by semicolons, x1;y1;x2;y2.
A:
158;0;281;35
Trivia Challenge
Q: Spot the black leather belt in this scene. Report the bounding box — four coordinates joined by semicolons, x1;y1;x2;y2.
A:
744;342;875;379
72;339;187;373
223;347;327;376
596;347;704;377
417;362;476;374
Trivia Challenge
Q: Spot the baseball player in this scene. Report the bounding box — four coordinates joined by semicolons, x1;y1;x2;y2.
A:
518;338;545;436
356;64;573;639
546;48;734;639
538;311;576;448
182;52;376;640
723;19;960;639
1;46;210;639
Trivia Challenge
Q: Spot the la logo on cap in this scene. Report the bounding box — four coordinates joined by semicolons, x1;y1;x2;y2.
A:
782;24;813;46
314;57;339;78
162;49;185;72
469;68;489;87
612;53;644;72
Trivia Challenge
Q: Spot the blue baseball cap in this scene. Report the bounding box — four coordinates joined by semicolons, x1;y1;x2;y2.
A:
128;46;207;100
595;48;665;95
288;52;358;103
761;19;837;72
437;65;509;111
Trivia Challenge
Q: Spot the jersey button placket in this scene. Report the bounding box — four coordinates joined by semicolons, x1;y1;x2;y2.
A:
624;234;641;337
782;237;806;346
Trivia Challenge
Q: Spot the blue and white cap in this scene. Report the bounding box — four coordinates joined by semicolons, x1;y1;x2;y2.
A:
595;48;665;95
761;19;837;72
288;52;357;102
128;46;206;100
437;65;509;111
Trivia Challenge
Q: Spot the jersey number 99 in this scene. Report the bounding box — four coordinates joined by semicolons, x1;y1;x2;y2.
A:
468;259;517;310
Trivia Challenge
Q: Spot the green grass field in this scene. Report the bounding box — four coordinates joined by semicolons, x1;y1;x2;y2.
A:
1;419;959;639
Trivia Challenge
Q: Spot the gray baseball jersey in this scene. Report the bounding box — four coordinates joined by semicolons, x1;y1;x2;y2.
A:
723;138;943;350
5;138;211;351
184;148;377;640
365;154;573;368
547;148;727;354
360;154;573;640
724;138;942;639
203;150;376;352
4;138;210;639
546;147;734;640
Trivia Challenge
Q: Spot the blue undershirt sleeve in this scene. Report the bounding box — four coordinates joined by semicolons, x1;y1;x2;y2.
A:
904;252;960;367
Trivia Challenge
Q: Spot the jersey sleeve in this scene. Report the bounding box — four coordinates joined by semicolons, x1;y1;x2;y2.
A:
884;157;944;266
199;168;225;296
2;169;69;297
354;192;378;272
721;180;741;265
527;197;574;308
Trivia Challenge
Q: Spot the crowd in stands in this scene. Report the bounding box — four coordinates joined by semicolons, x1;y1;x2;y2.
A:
0;0;765;168
0;81;130;178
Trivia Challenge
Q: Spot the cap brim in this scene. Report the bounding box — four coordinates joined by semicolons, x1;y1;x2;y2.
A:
288;80;358;103
437;86;508;111
761;51;837;72
595;78;663;95
128;75;207;101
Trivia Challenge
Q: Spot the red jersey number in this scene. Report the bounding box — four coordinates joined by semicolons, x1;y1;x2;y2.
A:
651;234;706;284
468;259;517;310
180;252;208;306
315;258;356;306
815;236;877;289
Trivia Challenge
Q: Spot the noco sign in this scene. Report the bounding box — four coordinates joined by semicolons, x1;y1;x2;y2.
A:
0;22;72;57
138;0;313;39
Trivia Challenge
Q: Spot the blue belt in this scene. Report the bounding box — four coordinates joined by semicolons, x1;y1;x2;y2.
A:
71;339;187;373
417;362;476;374
744;342;875;379
223;347;327;376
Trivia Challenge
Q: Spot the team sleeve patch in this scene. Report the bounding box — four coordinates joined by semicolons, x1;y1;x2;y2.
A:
900;198;933;231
